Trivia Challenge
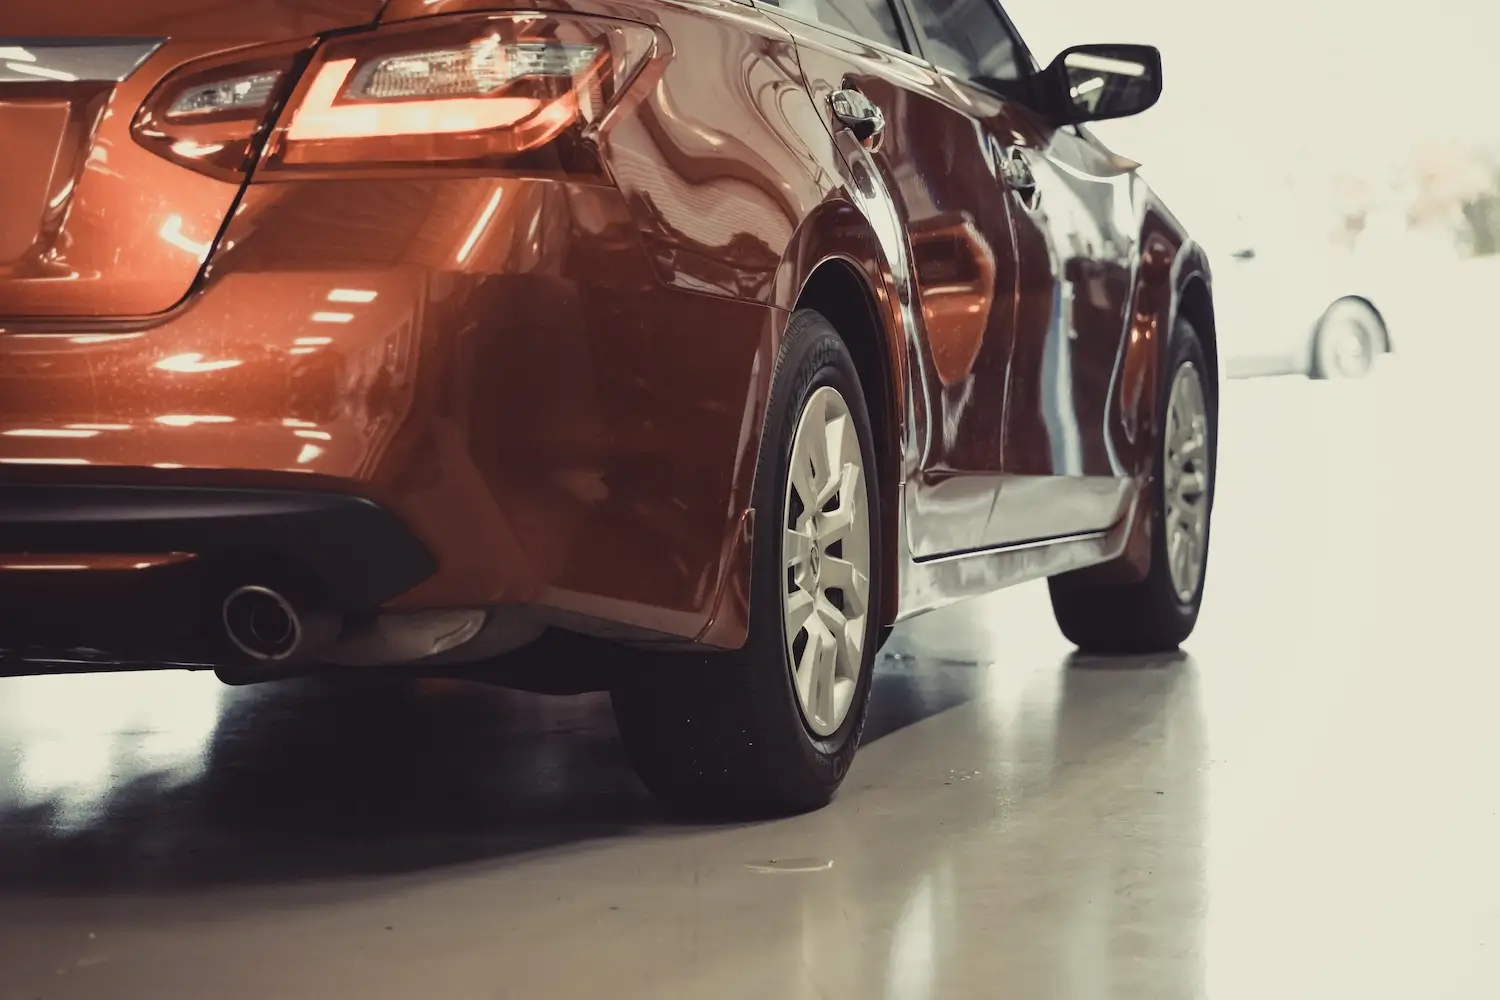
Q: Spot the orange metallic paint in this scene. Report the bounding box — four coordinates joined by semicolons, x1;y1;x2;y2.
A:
0;2;388;319
0;176;775;646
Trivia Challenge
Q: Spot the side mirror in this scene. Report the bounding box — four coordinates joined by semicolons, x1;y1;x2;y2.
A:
1046;44;1162;124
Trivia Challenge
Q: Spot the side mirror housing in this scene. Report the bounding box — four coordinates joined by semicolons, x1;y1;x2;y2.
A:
1045;43;1162;124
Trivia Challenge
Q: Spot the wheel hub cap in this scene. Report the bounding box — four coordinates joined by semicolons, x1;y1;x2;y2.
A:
1163;362;1210;604
782;385;871;737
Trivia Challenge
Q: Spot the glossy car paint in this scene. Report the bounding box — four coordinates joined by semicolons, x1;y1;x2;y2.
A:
0;0;1214;662
0;2;388;318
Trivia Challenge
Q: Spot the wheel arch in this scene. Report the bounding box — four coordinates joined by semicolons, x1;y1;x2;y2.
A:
1176;273;1220;390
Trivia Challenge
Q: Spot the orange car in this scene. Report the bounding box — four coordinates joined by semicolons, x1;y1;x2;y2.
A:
0;0;1217;812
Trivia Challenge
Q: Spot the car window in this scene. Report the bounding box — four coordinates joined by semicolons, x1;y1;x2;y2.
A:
908;0;1030;81
759;0;909;52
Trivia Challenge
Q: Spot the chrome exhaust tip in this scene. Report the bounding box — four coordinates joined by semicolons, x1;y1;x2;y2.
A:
222;585;306;662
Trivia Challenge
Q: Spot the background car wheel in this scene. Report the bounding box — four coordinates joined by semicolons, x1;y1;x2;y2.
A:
611;309;881;816
1311;298;1383;380
1048;316;1216;654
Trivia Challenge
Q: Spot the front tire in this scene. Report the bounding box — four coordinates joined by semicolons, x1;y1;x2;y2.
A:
611;309;881;815
1048;316;1216;654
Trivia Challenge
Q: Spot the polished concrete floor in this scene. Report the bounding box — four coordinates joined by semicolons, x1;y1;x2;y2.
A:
1;357;1496;999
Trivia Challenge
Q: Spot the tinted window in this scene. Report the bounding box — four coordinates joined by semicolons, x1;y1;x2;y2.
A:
764;0;908;52
909;0;1028;81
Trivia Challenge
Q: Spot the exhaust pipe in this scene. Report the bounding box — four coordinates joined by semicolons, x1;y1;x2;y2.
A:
221;585;339;663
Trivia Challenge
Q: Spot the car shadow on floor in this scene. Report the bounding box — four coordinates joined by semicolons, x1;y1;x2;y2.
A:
0;645;1188;893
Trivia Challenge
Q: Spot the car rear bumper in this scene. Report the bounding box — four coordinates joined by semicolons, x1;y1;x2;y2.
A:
0;176;774;656
0;483;434;667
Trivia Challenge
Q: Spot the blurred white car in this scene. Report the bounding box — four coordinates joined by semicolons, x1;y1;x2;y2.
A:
1200;211;1394;380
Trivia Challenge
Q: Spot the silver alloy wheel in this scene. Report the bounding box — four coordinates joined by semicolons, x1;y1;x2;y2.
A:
782;385;872;737
1163;362;1211;604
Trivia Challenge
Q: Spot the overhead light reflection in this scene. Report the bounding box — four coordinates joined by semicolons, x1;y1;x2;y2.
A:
0;457;90;465
2;428;100;439
457;188;505;264
170;140;225;159
296;443;323;464
327;288;377;303
158;215;211;261
294;337;333;346
155;414;234;427
69;333;145;345
294;429;332;440
4;61;77;81
1065;53;1146;77
49;179;76;209
155;352;242;373
67;423;130;431
310;311;354;324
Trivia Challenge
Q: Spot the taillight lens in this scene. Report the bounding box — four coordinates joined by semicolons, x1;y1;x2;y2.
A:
132;46;307;181
260;13;657;174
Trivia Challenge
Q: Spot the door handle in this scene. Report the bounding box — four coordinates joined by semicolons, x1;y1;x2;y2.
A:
1001;146;1040;208
831;89;885;149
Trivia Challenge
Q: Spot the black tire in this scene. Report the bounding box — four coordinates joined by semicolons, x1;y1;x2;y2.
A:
1311;298;1381;379
610;309;882;816
1048;317;1216;654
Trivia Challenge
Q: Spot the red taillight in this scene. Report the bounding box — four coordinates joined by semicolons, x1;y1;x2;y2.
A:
131;45;308;181
260;13;658;175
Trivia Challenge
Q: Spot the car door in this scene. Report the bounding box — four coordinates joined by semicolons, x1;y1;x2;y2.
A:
902;0;1138;546
756;0;1025;558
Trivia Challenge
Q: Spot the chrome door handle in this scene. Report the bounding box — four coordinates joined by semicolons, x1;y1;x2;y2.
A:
1001;147;1038;203
831;88;885;148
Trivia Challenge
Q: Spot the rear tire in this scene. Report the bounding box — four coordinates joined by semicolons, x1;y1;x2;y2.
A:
1048;317;1216;654
611;309;882;816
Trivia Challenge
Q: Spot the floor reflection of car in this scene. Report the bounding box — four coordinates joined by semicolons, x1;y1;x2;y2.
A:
1206;214;1393;380
1;0;1220;815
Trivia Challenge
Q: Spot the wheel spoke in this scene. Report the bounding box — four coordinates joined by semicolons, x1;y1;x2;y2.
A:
1177;431;1206;464
793;621;822;715
790;394;829;514
815;590;848;635
785;586;815;641
1178;470;1207;500
1168;525;1185;585
811;629;837;729
833;611;864;681
814;419;848;510
803;394;835;502
820;555;869;618
784;528;813;569
817;465;861;545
